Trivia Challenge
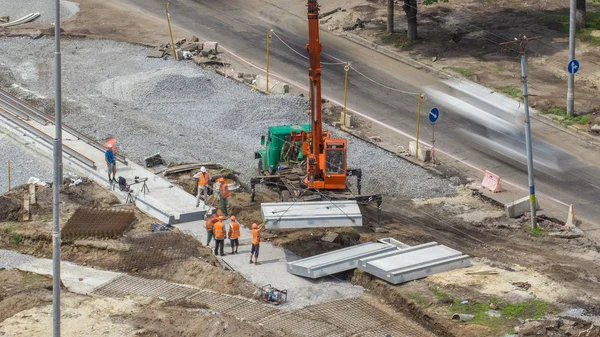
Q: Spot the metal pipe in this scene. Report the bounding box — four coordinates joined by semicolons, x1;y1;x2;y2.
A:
53;0;63;334
415;94;422;160
567;0;576;116
266;29;272;93
165;3;178;61
521;54;537;229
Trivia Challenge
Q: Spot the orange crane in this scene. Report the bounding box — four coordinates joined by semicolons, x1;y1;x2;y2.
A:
302;0;348;190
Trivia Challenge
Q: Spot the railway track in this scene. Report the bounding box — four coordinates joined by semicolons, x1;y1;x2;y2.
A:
0;88;127;169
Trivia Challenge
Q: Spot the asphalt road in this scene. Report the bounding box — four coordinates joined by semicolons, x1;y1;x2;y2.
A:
123;0;599;226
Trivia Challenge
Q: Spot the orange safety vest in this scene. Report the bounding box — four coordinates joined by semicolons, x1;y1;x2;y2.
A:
251;229;261;245
213;221;225;239
198;172;209;187
230;222;240;239
205;220;214;231
220;183;231;199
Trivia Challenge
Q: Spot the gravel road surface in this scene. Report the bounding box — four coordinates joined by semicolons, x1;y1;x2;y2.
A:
0;131;53;192
0;0;79;23
0;37;455;199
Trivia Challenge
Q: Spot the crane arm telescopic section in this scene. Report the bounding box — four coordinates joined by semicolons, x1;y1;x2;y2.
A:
306;0;323;158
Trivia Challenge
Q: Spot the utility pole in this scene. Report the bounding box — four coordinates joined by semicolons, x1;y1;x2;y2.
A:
53;0;63;335
567;0;576;116
500;35;541;229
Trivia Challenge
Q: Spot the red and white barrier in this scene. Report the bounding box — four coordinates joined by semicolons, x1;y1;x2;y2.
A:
481;170;502;193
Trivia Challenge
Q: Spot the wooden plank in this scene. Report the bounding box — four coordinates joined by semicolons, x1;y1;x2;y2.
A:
28;184;36;205
163;163;221;175
23;195;30;221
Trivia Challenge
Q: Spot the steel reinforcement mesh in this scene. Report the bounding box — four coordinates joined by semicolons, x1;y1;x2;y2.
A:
118;231;202;271
62;207;135;239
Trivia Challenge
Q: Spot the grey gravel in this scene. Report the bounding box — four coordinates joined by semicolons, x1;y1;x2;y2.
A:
560;308;600;322
0;249;36;269
0;0;79;23
0;131;53;192
0;37;455;199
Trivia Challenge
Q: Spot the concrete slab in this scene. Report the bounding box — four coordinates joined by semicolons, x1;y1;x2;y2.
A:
0;112;209;224
261;201;362;229
287;241;398;278
358;242;471;284
505;195;541;218
174;221;364;310
1;249;122;294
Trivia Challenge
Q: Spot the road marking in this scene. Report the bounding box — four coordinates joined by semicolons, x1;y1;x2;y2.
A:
218;45;570;208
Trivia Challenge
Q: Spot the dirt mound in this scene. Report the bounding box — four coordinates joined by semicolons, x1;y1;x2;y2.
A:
0;196;21;222
0;270;53;322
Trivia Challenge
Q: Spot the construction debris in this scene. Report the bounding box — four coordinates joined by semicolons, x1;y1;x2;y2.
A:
144;153;166;168
0;13;40;28
163;163;221;175
318;7;342;19
0;16;9;23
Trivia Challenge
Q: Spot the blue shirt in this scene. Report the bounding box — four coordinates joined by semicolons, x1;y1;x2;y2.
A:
105;149;115;164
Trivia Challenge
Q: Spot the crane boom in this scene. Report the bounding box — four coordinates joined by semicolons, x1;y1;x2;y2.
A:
307;0;323;157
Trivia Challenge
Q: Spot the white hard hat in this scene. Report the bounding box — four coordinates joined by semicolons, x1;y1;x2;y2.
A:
107;144;113;148
201;166;206;172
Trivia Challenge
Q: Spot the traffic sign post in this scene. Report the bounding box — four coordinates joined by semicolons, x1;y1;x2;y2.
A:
568;59;579;74
429;108;440;164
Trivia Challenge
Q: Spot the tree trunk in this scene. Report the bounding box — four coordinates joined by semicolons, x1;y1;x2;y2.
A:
576;0;586;30
403;0;418;41
387;0;394;33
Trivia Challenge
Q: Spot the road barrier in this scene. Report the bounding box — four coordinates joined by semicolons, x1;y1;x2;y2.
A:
481;170;502;193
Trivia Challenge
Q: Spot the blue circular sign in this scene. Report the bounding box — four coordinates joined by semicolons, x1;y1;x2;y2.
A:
568;60;580;74
429;107;440;123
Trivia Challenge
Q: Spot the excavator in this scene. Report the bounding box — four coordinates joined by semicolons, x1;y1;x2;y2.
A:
250;0;382;219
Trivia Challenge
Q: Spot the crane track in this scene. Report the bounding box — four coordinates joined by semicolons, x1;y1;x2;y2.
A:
0;88;127;164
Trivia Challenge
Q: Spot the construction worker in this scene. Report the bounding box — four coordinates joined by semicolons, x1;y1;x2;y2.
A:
249;222;265;264
228;215;240;254
194;166;210;208
205;215;215;247
213;215;226;256
217;177;231;216
105;144;117;182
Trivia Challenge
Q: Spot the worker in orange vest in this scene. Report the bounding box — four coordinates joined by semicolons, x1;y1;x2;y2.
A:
228;215;241;254
213;215;226;256
217;177;231;216
194;167;210;208
249;222;265;264
205;215;215;247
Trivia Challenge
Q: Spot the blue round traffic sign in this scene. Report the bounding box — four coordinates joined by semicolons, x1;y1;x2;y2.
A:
568;60;580;74
429;107;440;123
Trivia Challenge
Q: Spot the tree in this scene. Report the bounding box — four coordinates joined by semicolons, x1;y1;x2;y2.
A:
576;0;586;30
387;0;394;33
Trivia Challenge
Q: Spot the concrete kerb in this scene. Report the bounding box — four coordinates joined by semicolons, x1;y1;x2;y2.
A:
336;31;600;145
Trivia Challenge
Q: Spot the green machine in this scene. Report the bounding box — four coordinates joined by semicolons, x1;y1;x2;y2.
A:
254;124;311;175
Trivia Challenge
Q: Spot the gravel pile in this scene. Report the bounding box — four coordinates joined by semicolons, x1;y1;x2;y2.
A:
0;37;455;199
0;133;53;192
0;0;79;23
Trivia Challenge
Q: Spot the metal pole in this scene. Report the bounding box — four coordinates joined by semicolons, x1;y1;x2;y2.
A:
431;123;436;164
165;3;178;61
7;161;10;192
53;0;63;334
521;54;537;229
266;29;272;93
415;94;422;160
567;0;576;116
342;62;350;126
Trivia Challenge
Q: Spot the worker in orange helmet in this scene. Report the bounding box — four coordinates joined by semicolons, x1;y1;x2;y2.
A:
193;166;210;208
228;215;240;254
213;215;226;256
249;222;265;264
217;177;231;216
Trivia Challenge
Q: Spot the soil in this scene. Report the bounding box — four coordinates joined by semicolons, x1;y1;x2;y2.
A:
322;0;600;120
0;269;53;323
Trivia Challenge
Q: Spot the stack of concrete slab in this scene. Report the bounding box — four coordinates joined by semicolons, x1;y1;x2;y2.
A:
287;238;470;285
261;200;362;229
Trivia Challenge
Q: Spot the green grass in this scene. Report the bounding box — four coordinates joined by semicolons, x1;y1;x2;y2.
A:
411;294;430;307
524;226;543;237
495;66;505;73
10;234;23;245
533;11;600;44
542;107;592;126
443;66;474;77
379;32;408;48
22;272;48;284
495;85;523;99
